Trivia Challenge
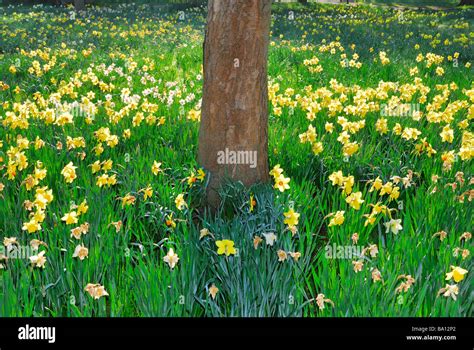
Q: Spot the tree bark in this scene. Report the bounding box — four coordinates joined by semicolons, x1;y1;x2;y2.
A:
199;0;271;208
458;0;473;5
74;0;85;11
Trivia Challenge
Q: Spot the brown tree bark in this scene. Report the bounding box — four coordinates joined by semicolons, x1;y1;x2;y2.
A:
74;0;85;11
458;0;473;5
199;0;272;208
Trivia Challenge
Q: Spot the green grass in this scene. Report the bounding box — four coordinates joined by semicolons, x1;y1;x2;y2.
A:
359;0;460;8
0;2;472;317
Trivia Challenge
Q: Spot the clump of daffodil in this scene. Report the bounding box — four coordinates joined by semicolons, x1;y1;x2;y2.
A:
70;223;89;240
185;168;205;187
96;173;117;188
299;124;324;155
329;171;354;195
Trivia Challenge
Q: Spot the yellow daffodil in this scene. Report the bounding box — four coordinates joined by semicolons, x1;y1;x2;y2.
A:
120;194;136;208
22;219;42;233
274;174;290;192
216;240;237;256
140;186;153;200
445;266;468;283
284;208;300;227
345;191;364;210
269;164;283;178
61;211;78;225
249;194;256;212
77;200;89;216
165;214;176;229
61;162;77;184
328;211;345;227
175;193;187;210
152;161;163;175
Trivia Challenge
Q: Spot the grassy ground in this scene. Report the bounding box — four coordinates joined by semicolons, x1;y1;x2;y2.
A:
360;0;460;7
0;2;472;317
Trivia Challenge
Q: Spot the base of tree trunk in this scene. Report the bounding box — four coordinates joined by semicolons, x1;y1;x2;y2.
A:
199;0;272;209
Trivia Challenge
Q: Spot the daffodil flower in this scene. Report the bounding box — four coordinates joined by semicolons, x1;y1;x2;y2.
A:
216;240;237;256
445;266;468;283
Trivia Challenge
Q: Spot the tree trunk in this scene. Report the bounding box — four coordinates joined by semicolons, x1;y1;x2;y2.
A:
459;0;473;5
74;0;85;11
199;0;271;208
